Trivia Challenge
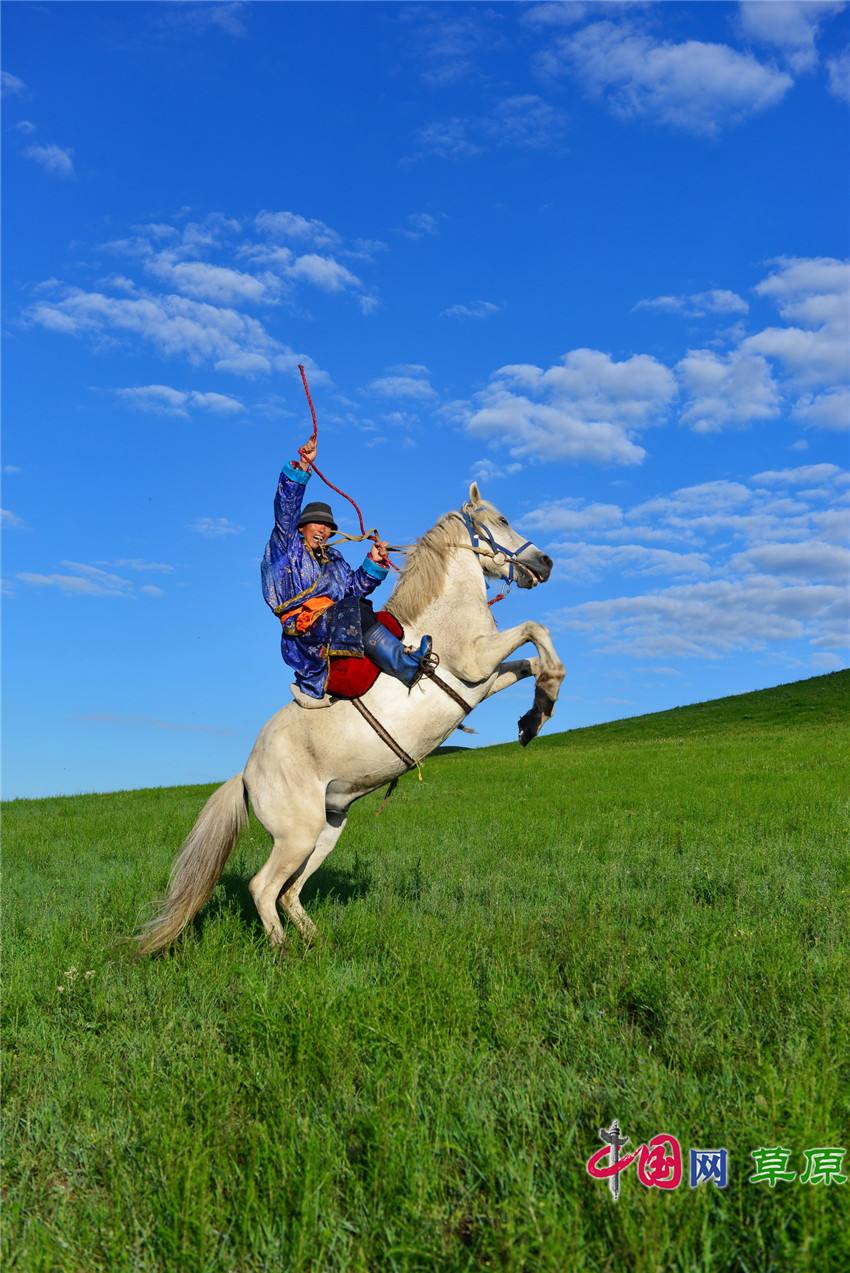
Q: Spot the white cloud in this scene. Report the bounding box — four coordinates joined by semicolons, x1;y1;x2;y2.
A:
29;286;306;376
415;119;482;159
109;559;175;573
524;2;651;26
187;516;243;537
99;274;139;295
811;651;848;671
752;462;845;485
1;71;25;96
525;469;849;556
550;541;712;580
520;498;624;533
188;390;245;414
743;324;849;389
241;238;370;304
161;1;248;38
827;46;850;103
1;509;26;529
557;578;847;656
139;584;164;597
286;253;362;292
400;6;501;87
753;256;849;323
490;94;567;148
255;209;342;249
16;561;136;598
469;458;523;483
536;464;850;660
738;1;844;73
743;256;850;395
146;254;275;304
524;2;601;26
465;347;675;466
116;385;187;415
441;300;501;319
16;119;36;135
2;465;22;475
415;95;566;158
203;1;247;36
400;212;440;239
676;348;781;431
368;369;436;400
24;143;74;177
466;390;646;466
793;388;850;429
116;384;245;417
731;540;850;583
635;289;749;316
539;20;793;135
629;479;753;518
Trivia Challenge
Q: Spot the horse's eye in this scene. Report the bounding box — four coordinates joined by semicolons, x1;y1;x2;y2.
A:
499;517;508;526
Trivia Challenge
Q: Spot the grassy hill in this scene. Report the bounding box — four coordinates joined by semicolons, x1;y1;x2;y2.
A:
545;669;850;745
3;673;849;1272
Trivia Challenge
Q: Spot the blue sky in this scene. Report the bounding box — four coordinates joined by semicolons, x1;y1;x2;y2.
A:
2;0;848;799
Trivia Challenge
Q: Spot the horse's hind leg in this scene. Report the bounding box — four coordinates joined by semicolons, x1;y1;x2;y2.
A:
278;811;348;942
249;806;327;947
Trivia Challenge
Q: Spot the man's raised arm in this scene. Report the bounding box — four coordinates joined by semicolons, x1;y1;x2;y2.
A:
271;438;316;541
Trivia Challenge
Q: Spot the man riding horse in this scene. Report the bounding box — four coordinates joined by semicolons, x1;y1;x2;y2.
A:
261;437;433;699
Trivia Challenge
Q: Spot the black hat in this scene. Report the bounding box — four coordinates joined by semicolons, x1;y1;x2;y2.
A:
297;501;338;532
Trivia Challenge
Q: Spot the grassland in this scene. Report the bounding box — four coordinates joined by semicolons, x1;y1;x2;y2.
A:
3;672;849;1271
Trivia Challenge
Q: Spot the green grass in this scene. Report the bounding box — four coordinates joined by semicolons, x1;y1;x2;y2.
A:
3;672;849;1272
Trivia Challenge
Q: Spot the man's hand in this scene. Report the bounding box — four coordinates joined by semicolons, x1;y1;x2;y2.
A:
369;538;390;565
296;438;317;471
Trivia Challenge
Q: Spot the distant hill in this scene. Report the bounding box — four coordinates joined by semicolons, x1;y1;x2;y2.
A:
536;670;849;749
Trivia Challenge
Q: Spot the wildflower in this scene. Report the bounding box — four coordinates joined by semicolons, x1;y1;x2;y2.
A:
84;970;95;980
64;967;78;981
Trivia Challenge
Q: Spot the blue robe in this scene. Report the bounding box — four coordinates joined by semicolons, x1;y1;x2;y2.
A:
261;463;388;697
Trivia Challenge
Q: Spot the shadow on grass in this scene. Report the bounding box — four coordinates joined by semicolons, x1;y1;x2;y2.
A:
301;852;372;906
201;853;373;936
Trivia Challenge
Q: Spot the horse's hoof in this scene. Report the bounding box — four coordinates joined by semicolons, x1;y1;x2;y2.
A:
518;710;540;746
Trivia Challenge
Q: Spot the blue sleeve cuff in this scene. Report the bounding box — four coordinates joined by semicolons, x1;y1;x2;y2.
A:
362;556;389;580
282;461;310;485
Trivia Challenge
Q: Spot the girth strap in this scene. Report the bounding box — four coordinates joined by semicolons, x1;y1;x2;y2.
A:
423;667;473;715
347;662;474;774
349;696;418;770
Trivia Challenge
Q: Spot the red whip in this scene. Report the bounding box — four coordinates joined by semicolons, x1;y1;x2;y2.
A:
297;365;400;570
296;365;506;599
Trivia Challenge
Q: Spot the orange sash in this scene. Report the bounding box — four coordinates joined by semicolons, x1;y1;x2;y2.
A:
278;594;335;634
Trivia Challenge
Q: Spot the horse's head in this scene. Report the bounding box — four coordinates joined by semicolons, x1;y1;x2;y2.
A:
461;482;553;590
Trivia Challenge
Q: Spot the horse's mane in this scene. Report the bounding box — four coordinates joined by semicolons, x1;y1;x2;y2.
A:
386;512;461;625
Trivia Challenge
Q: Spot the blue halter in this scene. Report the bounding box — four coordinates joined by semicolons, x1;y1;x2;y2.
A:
461;506;533;586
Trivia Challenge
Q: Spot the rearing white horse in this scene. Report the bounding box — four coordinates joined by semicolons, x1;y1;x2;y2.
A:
137;483;565;953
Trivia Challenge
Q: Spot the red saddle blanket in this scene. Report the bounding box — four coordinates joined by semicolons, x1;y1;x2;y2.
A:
326;610;404;699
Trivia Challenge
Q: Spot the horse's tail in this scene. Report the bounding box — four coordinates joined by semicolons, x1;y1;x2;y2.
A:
135;773;248;955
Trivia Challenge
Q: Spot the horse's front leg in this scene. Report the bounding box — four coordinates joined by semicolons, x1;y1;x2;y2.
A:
486;658;536;697
451;622;565;745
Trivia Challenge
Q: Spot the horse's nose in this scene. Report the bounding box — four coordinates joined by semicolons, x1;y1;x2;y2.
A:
540;553;553;570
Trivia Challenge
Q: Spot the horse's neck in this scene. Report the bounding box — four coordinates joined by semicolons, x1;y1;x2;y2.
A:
415;543;495;642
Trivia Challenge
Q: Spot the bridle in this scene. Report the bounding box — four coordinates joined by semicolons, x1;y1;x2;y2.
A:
458;505;535;586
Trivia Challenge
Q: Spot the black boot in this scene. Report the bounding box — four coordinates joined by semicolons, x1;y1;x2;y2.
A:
363;625;433;689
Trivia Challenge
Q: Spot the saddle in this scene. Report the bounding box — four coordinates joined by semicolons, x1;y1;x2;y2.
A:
325;610;404;699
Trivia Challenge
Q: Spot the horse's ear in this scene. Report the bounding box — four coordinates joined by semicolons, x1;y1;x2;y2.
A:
468;481;482;505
